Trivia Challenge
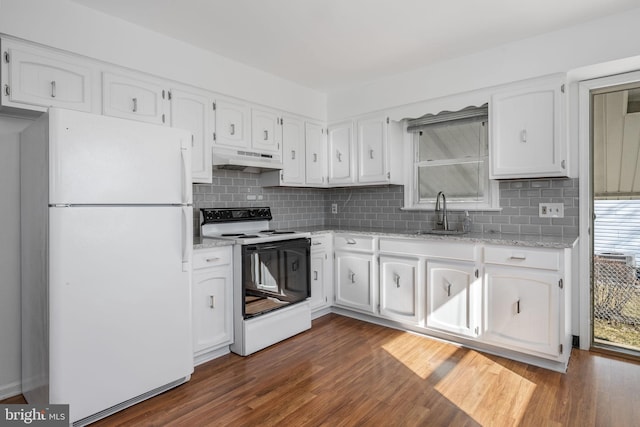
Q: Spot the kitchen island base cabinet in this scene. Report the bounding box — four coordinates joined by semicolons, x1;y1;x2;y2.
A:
379;255;420;324
192;246;233;366
484;266;561;359
426;260;480;338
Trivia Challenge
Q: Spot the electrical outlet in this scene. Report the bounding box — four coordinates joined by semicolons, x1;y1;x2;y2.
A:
331;203;338;214
539;202;564;218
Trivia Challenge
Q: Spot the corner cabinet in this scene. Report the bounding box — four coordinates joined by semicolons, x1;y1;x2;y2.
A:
490;74;568;179
1;38;96;113
169;88;214;183
192;246;234;365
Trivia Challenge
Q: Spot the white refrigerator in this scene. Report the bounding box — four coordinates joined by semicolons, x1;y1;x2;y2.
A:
20;108;194;425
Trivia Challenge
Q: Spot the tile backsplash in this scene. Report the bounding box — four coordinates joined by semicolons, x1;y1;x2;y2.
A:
193;170;579;238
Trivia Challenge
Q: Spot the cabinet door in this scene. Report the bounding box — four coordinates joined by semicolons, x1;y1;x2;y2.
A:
2;41;93;112
379;255;420;324
215;98;250;149
170;88;214;184
484;265;561;358
328;121;356;185
310;250;328;311
426;260;479;337
357;115;388;183
281;115;305;185
192;265;233;354
102;72;167;125
305;122;326;186
490;75;566;178
335;251;374;313
251;107;281;153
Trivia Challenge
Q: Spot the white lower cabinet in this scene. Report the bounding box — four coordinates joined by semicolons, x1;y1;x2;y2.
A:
426;259;480;338
309;234;333;314
484;265;561;358
335;251;375;314
379;255;420;324
192;246;233;364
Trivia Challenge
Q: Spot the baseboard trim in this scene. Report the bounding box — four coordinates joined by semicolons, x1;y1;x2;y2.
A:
0;379;22;401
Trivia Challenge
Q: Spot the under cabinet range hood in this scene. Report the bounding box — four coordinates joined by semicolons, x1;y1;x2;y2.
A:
212;148;283;173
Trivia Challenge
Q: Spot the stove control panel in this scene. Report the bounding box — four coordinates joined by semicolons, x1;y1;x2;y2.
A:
201;207;272;223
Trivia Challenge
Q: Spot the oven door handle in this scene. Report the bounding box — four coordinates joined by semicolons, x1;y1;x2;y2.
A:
244;244;281;252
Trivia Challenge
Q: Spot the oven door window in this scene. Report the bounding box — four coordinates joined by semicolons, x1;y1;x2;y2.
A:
241;238;310;318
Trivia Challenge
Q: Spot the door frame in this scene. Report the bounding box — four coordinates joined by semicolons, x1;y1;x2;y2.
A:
578;70;640;350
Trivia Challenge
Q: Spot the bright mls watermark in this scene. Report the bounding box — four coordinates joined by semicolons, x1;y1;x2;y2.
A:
0;405;69;426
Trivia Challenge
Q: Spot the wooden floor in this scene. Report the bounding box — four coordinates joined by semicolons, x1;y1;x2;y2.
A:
4;314;640;426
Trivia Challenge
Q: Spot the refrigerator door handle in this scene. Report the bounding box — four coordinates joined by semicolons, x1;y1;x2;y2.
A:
180;144;190;204
181;206;193;272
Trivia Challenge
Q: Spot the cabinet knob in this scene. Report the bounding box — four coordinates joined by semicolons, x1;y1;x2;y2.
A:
314;270;318;280
313;153;318;163
264;130;269;140
50;80;56;98
349;272;356;283
516;299;521;314
209;295;215;309
132;97;138;113
229;123;235;136
336;150;342;162
446;282;452;297
291;150;296;160
369;148;374;159
394;274;400;287
520;129;527;143
205;257;220;263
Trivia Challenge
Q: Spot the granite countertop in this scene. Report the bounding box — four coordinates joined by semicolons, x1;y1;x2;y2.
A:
291;226;579;249
193;226;578;250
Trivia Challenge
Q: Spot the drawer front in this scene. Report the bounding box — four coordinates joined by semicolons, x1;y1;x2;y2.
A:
379;238;475;261
193;247;232;270
311;234;332;250
334;234;375;252
483;245;560;271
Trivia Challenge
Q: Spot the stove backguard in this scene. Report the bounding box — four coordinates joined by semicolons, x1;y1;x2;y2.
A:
241;238;311;319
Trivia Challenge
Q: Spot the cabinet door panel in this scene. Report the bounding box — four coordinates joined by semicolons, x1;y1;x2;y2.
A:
484;266;560;358
281;116;305;185
426;260;478;337
328;122;355;185
102;73;165;125
357;116;387;183
305;122;326;186
380;256;419;323
215;98;250;149
335;252;373;312
309;251;326;310
192;266;233;353
170;89;213;183
4;44;92;112
252;108;281;153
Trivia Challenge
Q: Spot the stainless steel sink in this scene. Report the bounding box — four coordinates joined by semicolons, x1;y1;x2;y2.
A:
414;229;467;235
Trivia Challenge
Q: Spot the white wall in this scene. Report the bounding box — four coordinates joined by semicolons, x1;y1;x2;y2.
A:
0;0;327;121
328;7;640;121
0;116;33;399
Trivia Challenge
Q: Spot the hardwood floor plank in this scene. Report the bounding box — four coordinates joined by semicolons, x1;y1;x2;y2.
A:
3;313;640;426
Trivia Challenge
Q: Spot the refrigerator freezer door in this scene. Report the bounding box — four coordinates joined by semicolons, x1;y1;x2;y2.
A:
48;108;192;205
48;206;193;422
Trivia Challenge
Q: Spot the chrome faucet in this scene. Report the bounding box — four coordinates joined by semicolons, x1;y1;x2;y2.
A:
435;191;448;231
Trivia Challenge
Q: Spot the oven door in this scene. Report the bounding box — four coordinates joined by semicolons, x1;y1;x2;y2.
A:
241;238;310;318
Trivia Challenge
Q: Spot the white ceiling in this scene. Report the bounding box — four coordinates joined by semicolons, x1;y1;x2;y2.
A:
69;0;640;92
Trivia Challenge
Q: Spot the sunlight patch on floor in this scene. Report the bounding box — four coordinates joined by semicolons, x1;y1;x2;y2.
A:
381;334;461;380
434;350;537;426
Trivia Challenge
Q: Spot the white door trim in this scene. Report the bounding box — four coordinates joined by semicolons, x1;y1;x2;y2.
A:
578;70;640;350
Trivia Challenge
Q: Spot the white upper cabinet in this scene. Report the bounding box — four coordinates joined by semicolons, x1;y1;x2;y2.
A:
214;97;251;149
280;115;305;185
169;88;214;183
305;121;327;186
357;114;388;183
102;71;167;125
490;74;567;179
328;120;356;185
1;38;94;113
251;107;282;154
